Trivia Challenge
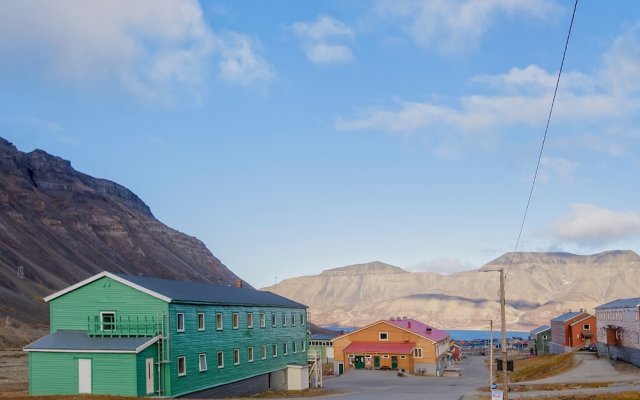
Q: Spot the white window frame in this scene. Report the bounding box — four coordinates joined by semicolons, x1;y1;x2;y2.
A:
197;313;205;331
414;348;423;358
234;349;240;365
261;344;267;360
216;313;223;330
199;353;207;372
217;351;224;368
177;356;186;376
300;313;304;325
283;342;288;355
232;312;239;329
247;313;253;329
282;312;287;326
583;324;590;330
400;355;406;359
272;313;277;327
248;347;254;363
379;332;389;341
176;313;185;333
291;313;296;326
260;312;266;328
272;343;278;357
100;311;116;332
302;340;306;352
382;355;389;359
293;341;297;353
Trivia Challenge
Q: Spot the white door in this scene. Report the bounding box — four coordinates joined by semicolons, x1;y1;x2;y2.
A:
78;359;92;394
145;358;154;394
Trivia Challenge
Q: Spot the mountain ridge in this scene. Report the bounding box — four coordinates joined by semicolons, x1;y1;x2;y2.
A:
0;137;242;347
265;252;640;330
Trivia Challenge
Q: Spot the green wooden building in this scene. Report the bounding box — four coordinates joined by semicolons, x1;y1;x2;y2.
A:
528;325;551;356
24;272;309;397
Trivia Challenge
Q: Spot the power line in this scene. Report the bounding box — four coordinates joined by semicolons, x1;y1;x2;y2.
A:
505;0;579;279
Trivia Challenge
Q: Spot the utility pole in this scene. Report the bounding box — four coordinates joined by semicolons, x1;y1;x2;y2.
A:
482;268;508;400
489;319;494;391
500;268;508;400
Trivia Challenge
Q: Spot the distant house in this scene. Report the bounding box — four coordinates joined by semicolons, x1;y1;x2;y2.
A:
529;325;551;355
24;272;309;397
332;317;450;376
309;333;338;364
549;311;596;354
595;297;640;367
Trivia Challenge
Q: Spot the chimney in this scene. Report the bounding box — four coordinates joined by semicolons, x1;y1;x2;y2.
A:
234;279;244;288
426;327;432;333
390;317;395;321
402;316;408;320
408;321;412;329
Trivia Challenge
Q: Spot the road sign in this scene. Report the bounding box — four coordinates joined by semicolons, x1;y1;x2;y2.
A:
491;389;503;400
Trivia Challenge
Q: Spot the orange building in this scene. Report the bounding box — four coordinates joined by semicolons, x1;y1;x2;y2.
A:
332;317;451;376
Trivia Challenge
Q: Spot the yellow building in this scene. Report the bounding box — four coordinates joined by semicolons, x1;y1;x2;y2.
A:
332;317;451;376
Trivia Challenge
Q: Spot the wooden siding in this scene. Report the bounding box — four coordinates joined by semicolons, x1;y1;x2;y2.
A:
167;304;308;397
332;321;443;373
136;344;158;397
29;351;138;396
49;276;168;333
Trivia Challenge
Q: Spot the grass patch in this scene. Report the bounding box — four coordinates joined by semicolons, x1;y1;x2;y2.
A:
540;392;640;400
474;392;640;400
494;353;575;382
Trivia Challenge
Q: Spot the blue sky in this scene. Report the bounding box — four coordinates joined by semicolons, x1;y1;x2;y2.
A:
1;0;640;288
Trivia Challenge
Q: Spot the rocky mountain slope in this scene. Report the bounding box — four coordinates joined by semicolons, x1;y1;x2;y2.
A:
264;254;640;331
0;137;241;346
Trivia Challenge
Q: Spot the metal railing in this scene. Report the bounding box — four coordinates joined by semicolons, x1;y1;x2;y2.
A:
87;315;160;337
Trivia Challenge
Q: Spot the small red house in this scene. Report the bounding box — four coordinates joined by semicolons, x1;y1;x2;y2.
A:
549;311;596;354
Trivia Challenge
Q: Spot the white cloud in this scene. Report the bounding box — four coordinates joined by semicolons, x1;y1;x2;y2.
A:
373;0;558;53
538;157;579;183
408;257;473;274
335;25;640;155
218;33;275;87
291;15;354;64
551;204;640;246
0;0;274;99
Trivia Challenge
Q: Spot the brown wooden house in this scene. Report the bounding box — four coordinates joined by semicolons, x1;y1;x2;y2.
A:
332;317;450;376
549;311;596;354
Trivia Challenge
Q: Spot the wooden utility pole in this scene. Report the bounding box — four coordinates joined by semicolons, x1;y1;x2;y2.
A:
482;268;508;400
489;319;493;391
500;268;508;400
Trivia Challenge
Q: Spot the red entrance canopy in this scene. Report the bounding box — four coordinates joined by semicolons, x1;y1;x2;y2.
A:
343;341;415;354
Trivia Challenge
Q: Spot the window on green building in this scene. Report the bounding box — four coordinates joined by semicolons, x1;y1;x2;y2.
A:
178;356;186;376
197;313;205;331
293;341;297;353
233;312;239;329
300;313;304;325
199;353;207;372
282;312;287;326
272;313;277;327
272;344;278;357
261;344;267;359
177;313;185;332
217;351;224;368
216;313;223;330
234;349;240;365
260;312;266;327
291;313;295;326
283;341;288;355
248;347;254;362
100;311;115;332
302;340;306;352
247;313;253;328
